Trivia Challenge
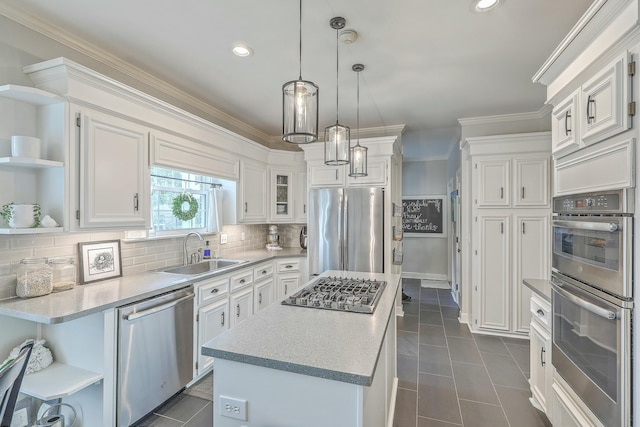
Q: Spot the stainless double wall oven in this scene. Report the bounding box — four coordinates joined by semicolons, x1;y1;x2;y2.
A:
551;189;633;427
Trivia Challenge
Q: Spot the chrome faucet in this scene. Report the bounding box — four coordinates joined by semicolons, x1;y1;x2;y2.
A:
183;232;204;265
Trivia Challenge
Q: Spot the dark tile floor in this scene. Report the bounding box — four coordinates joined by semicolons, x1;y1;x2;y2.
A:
134;278;550;427
394;278;551;427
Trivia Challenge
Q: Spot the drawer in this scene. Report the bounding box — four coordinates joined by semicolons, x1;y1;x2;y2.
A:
253;261;274;281
277;259;300;274
230;269;254;291
530;294;551;330
197;276;229;305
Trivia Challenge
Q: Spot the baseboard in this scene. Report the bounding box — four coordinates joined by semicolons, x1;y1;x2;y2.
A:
402;272;448;281
386;377;398;427
459;311;470;324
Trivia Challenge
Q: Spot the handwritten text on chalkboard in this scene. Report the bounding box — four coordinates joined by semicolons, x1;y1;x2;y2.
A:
402;198;444;235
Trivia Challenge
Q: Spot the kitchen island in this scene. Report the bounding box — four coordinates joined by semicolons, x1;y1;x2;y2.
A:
202;270;400;427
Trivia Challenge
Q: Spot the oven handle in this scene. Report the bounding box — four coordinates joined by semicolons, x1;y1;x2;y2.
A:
553;220;619;232
553;284;617;320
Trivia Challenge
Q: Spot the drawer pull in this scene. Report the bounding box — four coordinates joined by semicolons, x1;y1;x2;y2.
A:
261;269;267;275
285;284;288;294
236;304;240;317
210;288;219;294
239;279;246;284
587;95;596;124
536;309;545;317
259;292;262;304
564;110;572;135
221;312;225;326
285;265;293;269
541;347;546;367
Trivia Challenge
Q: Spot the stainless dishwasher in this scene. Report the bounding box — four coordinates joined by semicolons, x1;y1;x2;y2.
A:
116;286;194;426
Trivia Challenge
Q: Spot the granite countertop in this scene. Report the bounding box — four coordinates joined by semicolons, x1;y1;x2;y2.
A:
523;278;552;302
202;270;401;387
0;248;306;324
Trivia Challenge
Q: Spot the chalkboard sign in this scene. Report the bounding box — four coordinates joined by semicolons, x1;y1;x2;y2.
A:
402;196;446;237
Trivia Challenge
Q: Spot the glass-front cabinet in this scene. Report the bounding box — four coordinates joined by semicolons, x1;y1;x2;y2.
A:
270;168;294;222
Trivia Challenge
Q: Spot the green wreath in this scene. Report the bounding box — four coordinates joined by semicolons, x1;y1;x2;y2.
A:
172;193;199;221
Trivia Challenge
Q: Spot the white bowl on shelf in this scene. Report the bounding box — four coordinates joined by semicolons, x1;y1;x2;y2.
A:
11;135;41;159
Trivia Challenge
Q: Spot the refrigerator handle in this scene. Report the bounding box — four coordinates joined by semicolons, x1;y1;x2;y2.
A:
343;194;348;270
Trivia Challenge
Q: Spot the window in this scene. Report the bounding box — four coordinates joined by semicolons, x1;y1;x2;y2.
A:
150;167;222;234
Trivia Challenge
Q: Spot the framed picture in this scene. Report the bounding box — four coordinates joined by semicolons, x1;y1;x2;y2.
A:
78;240;122;284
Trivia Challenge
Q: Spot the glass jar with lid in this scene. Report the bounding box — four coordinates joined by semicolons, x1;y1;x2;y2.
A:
16;257;53;298
48;257;77;292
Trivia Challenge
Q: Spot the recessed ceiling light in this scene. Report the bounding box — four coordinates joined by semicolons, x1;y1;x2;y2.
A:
470;0;502;13
232;45;253;57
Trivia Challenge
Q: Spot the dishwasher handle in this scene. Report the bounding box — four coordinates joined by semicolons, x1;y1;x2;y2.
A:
123;292;195;321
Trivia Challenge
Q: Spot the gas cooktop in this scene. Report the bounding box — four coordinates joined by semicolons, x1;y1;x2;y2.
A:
282;276;386;314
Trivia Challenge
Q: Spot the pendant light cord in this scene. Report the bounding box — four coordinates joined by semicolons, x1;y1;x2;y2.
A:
298;0;302;79
356;69;360;145
335;27;339;124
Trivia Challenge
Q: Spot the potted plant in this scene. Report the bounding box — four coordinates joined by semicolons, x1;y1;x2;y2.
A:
0;203;41;228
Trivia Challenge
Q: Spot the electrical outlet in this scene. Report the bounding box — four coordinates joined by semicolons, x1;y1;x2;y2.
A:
220;233;228;244
241;231;246;241
219;395;247;421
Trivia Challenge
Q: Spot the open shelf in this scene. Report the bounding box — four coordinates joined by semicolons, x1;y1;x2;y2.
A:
0;227;63;235
0;157;64;169
0;84;64;105
20;362;103;400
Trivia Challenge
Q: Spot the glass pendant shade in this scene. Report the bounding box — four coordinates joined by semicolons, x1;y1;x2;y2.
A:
349;63;368;177
349;143;368;176
282;0;319;144
282;79;319;144
324;122;350;165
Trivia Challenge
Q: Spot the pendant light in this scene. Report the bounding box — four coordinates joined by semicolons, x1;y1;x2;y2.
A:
349;64;368;177
282;0;319;144
324;17;350;165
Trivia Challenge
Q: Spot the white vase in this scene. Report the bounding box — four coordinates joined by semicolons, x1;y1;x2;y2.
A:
8;204;36;228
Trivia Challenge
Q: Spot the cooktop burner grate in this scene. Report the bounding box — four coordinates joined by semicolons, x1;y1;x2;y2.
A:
282;276;386;314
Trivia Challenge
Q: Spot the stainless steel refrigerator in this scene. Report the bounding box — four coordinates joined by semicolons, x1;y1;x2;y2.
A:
309;187;384;276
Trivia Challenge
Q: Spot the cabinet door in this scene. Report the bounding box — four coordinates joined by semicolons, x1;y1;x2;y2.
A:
513;157;549;207
239;160;267;223
230;287;253;328
79;110;149;228
277;275;300;300
270;168;294;222
581;53;631;146
346;158;387;186
529;320;550;414
513;215;548;333
254;277;274;312
476;159;510;207
294;169;308;223
197;298;228;374
308;161;345;187
477;215;510;331
551;90;580;157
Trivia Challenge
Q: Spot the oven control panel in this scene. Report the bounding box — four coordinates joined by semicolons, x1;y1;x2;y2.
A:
553;190;632;214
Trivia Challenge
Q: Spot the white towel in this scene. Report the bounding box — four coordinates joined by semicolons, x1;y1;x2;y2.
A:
207;186;223;233
2;339;53;375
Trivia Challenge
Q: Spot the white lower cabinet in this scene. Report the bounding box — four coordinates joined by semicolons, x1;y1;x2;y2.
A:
529;316;551;414
230;286;254;328
197;298;228;375
276;258;302;299
254;277;274;312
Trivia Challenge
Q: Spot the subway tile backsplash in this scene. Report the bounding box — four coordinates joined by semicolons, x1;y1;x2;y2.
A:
0;223;306;300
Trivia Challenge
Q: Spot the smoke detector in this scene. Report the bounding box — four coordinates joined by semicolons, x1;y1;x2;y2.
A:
339;29;358;44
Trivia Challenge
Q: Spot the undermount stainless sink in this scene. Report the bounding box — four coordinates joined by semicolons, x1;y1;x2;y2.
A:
160;259;247;275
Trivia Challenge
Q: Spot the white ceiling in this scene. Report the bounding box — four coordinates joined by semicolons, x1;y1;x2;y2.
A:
3;0;592;145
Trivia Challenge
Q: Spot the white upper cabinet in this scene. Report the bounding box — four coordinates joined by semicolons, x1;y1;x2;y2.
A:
551;90;580;157
476;159;510;207
269;168;294;222
513;157;549;207
238;160;267;223
294;168;307;223
345;158;388;187
308;161;345;187
76;108;149;229
580;53;631;146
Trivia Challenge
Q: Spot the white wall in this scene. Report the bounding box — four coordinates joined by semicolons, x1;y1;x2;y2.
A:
402;159;449;280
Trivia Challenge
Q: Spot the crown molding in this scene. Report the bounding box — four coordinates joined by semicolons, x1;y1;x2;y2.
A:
0;1;273;145
457;104;551;127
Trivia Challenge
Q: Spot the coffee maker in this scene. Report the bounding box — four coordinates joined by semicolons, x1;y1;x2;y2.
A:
266;225;282;250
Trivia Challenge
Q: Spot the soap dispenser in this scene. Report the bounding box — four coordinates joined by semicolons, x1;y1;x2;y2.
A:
203;241;211;259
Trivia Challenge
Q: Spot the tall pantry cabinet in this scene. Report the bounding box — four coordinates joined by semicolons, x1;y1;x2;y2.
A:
464;132;551;336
